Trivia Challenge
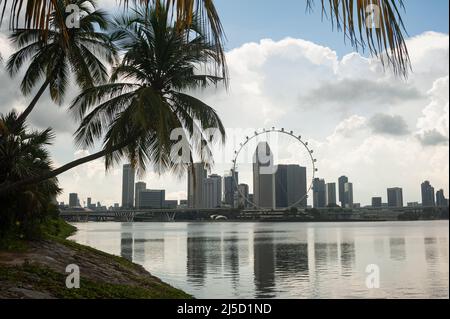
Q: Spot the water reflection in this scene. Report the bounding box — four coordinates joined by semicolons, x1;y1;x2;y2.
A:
223;235;240;289
340;241;355;275
275;243;309;278
424;237;438;263
389;238;406;261
120;232;133;261
187;233;207;286
253;231;276;298
72;221;449;299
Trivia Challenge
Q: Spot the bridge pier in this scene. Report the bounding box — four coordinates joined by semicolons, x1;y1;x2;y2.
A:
163;212;176;222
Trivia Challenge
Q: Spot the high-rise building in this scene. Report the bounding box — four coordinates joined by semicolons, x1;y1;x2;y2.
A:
421;181;435;207
237;183;250;208
121;164;135;208
248;194;255;209
338;176;349;208
275;165;288;208
187;163;207;208
69;193;79;208
179;200;188;208
387;187;403;208
436;189;448;207
135;182;147;208
275;165;307;208
344;182;354;208
164;200;178;209
312;178;326;208
223;169;239;207
139;190;165;208
203;174;222;208
289;165;307;208
326;183;337;207
253;142;275;209
372;197;382;208
407;202;420;207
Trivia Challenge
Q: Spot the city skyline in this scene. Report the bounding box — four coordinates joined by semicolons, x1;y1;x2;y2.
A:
63;160;449;210
42;31;448;206
0;0;448;213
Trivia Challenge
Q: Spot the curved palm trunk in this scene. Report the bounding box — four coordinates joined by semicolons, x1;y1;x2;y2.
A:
0;137;136;196
16;79;51;126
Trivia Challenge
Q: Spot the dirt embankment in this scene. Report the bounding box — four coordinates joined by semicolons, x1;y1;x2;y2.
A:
0;238;191;299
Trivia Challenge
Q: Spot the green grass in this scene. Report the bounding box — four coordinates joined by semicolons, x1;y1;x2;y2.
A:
0;262;191;299
0;217;76;251
0;218;193;299
40;217;77;240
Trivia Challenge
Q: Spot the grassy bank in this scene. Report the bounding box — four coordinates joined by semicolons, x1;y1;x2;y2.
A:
0;218;192;299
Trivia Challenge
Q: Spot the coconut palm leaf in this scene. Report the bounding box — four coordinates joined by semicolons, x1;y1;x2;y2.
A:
6;0;118;125
70;4;225;177
1;0;410;76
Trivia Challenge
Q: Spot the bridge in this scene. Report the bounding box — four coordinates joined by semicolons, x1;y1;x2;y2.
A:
59;205;446;223
59;208;234;222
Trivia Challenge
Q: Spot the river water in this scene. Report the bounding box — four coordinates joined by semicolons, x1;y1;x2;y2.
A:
69;220;449;299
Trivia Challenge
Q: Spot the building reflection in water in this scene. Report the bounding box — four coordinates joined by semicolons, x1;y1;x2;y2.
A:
275;242;309;278
374;238;385;258
389;238;406;261
133;238;146;264
340;241;355;275
205;237;223;274
186;230;207;287
314;242;338;269
120;232;133;261
223;235;240;289
424;237;438;264
253;231;276;298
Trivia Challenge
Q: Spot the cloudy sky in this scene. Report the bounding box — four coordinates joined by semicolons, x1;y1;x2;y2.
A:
0;1;448;207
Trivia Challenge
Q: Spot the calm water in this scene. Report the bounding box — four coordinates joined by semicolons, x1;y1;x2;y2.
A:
69;221;449;299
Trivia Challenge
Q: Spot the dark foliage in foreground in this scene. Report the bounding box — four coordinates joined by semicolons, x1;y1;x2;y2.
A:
0;112;60;241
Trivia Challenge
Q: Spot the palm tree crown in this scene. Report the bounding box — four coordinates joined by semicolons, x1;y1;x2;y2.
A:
0;111;60;237
6;0;117;122
71;4;225;175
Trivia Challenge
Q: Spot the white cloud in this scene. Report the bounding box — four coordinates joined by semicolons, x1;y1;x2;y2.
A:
1;27;448;206
416;76;449;145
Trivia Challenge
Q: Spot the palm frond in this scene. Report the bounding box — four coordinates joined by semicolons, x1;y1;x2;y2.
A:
307;0;410;76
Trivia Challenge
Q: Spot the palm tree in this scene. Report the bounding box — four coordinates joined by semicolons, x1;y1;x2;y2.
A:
0;111;60;238
6;0;118;125
0;0;410;76
0;3;225;194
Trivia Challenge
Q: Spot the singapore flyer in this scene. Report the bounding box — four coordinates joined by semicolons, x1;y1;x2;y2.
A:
232;127;318;210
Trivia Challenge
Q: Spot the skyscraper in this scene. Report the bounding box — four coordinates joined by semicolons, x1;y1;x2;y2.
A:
421;181;435;207
253;142;275;209
187;163;207;208
275;165;308;208
135;182;147;208
312;178;326;208
344;182;354;208
436;189;448;207
139;190;165;208
121;164;135;208
387;187;403;208
338;176;348;208
237;184;250;209
372;197;382;208
275;165;288;208
326;183;337;207
203;174;222;208
69;193;79;208
223;169;238;207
